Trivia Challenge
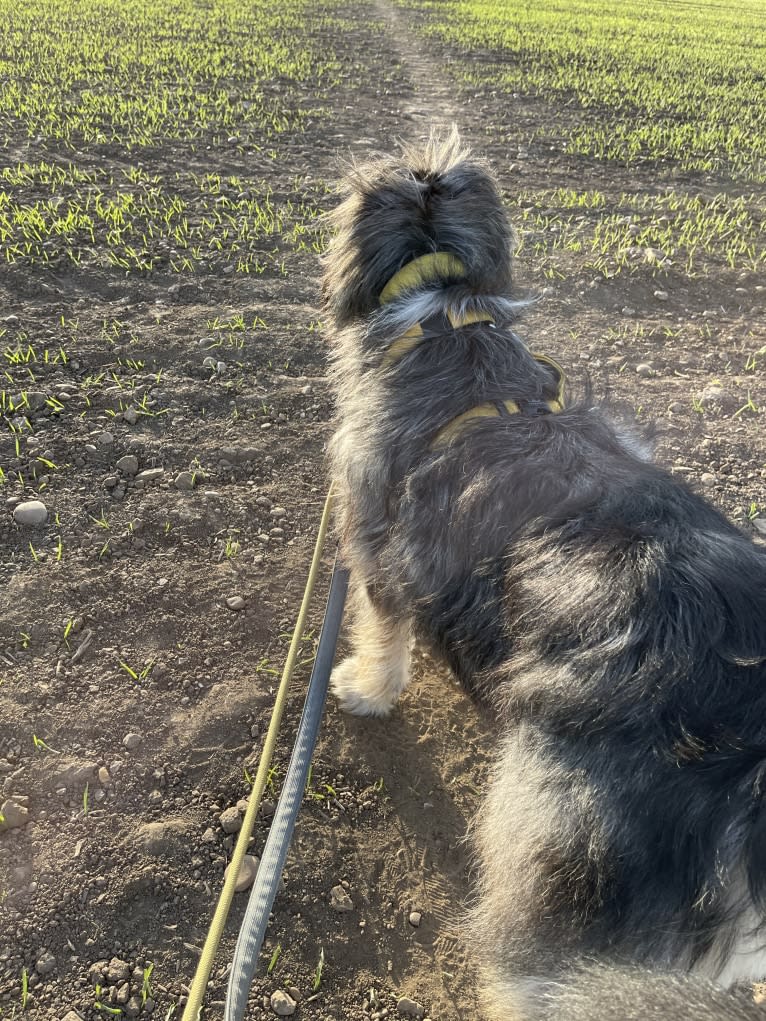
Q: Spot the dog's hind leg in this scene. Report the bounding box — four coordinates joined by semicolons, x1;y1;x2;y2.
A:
331;583;411;717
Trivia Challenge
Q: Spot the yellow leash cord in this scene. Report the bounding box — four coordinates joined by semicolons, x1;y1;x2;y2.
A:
182;487;337;1021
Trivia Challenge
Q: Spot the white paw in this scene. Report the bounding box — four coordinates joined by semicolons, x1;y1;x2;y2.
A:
330;657;399;717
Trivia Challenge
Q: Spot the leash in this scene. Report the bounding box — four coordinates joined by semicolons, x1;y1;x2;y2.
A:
225;553;349;1018
182;488;346;1021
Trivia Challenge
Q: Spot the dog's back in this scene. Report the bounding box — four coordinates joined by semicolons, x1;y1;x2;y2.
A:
323;131;766;1021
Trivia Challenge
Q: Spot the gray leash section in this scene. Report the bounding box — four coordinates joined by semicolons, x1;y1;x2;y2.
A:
225;556;350;1021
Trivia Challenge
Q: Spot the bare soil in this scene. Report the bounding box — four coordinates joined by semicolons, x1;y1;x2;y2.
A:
1;3;765;1020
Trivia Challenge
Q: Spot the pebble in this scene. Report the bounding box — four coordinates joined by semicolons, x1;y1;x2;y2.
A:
135;467;164;483
653;289;669;301
123;408;138;425
226;596;246;611
97;431;115;446
0;797;29;830
174;470;195;491
62;1013;83;1021
219;807;242;834
12;499;48;526
270;990;297;1016
270;506;287;518
753;518;766;537
408;911;422;927
35;949;56;975
224;853;259;892
122;732;143;751
396;997;426;1019
701;473;717;486
98;766;111;787
116;455;139;475
329;884;353;912
635;363;654;378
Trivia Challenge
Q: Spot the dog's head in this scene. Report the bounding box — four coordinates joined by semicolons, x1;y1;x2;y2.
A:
323;128;515;328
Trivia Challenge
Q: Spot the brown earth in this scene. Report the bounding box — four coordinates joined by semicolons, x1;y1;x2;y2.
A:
1;2;765;1020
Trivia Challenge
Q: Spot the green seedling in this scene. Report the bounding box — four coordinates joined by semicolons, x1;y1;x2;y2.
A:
32;734;58;753
312;946;325;992
267;943;282;974
141;963;153;1005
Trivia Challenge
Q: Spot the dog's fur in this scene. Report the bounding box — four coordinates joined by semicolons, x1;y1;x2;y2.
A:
323;130;766;1019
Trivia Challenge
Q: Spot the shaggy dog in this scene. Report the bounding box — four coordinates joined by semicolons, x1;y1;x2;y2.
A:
322;131;766;1020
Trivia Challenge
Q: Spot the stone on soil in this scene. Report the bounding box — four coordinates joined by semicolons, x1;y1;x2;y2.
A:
224;853;259;892
12;499;48;526
0;797;29;830
219;806;242;834
270;990;297;1016
396;997;426;1018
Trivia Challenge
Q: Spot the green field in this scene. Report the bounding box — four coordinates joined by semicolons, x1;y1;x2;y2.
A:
400;0;766;281
0;0;340;274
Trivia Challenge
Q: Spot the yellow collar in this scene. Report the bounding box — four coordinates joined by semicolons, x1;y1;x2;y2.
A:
380;253;494;368
379;252;466;305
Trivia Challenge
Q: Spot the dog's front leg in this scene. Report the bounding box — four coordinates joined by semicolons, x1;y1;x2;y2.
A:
331;582;411;717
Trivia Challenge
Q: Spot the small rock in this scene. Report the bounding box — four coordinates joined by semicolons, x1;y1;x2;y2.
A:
219;807;242;834
396;997;426;1018
270;990;297;1016
653;289;669;301
174;470;195;491
123;408;138;425
122;732;143;751
329;884;353;912
61;1013;84;1021
116;455;139;475
201;827;216;843
12;499;48;526
35;949;56;976
97;431;115;446
98;766;111;787
226;596;245;611
752;518;766;537
0;798;30;830
224;853;259;892
701;472;717;486
635;363;654;378
269;506;287;518
115;981;131;1004
621;306;636;316
135;467;164;483
408;911;422;927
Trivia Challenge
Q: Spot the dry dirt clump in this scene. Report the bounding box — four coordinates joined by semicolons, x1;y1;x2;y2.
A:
1;1;765;1019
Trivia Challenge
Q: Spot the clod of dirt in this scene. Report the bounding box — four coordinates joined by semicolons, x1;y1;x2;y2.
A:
408;911;422;927
329;884;353;912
